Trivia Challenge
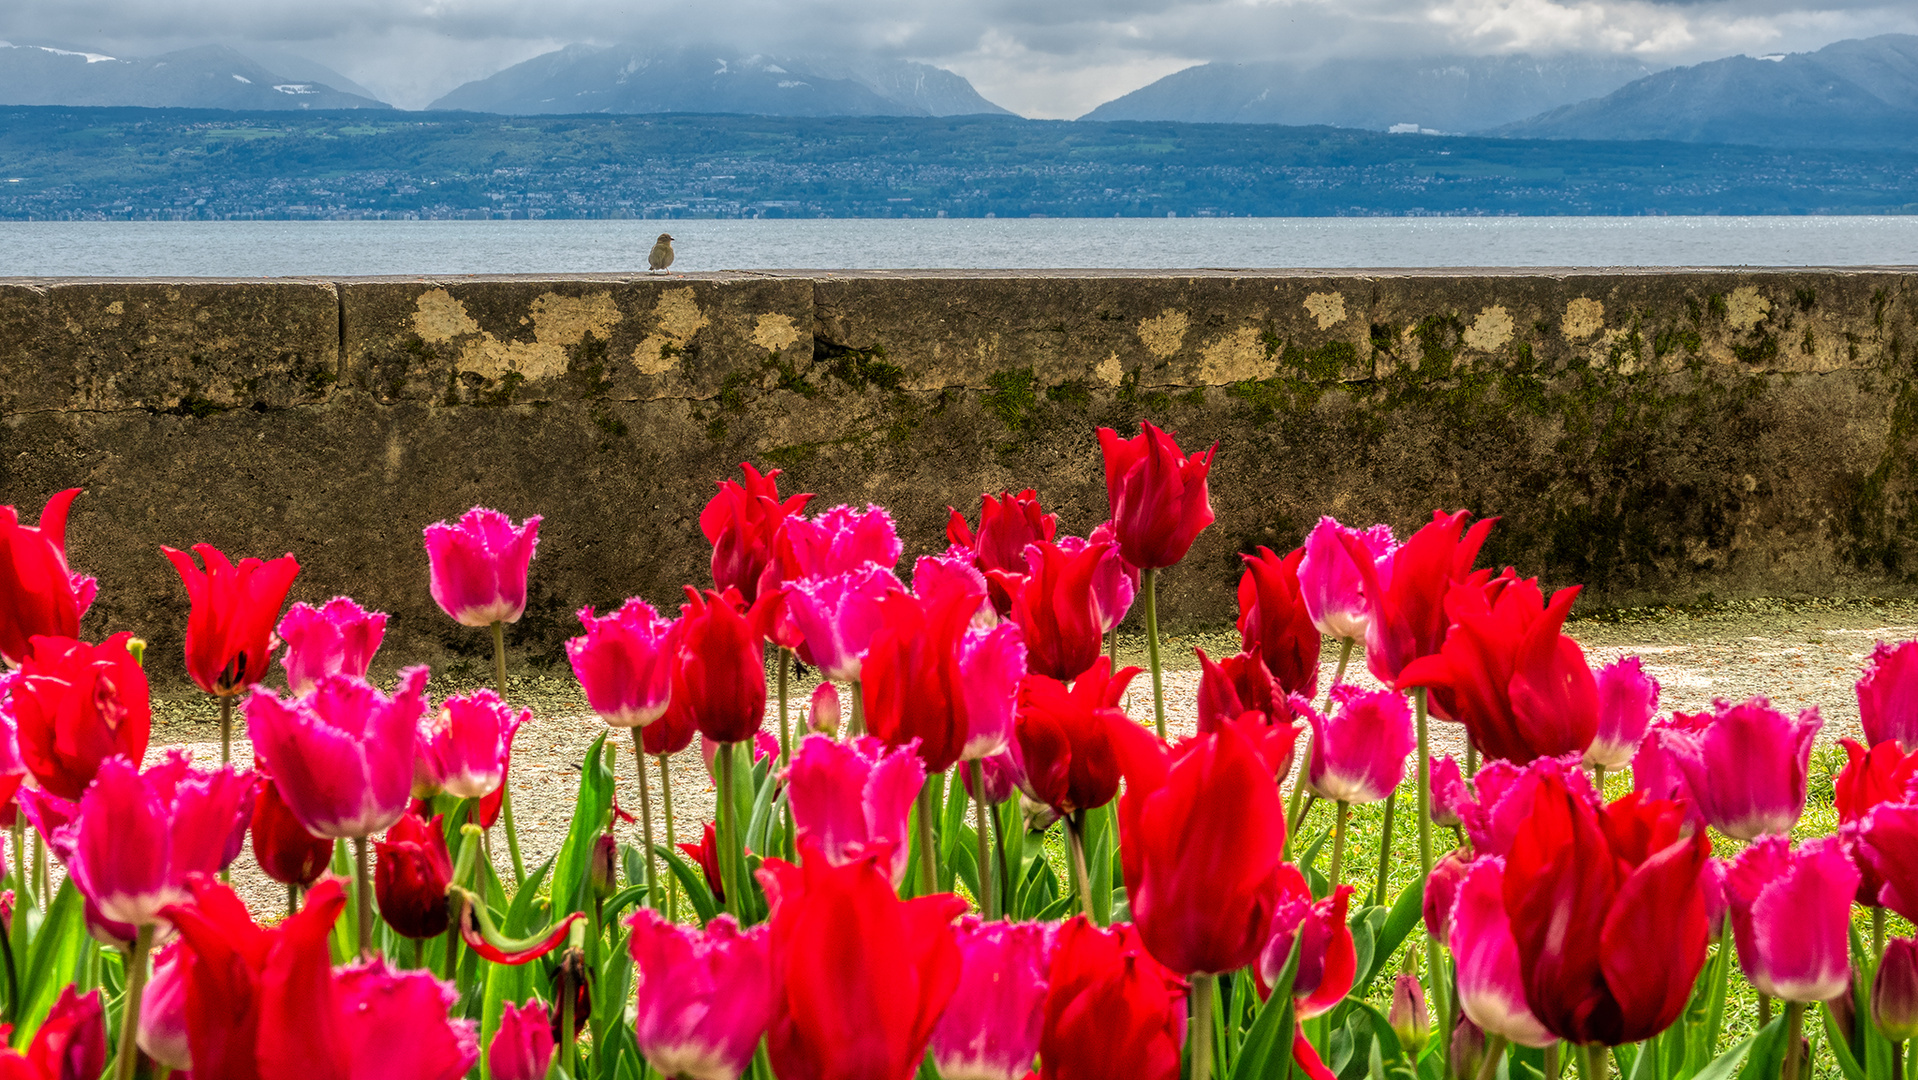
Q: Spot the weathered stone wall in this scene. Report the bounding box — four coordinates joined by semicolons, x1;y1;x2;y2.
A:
2;269;1913;685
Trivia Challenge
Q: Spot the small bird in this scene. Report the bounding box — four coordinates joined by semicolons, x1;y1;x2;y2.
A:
648;233;675;273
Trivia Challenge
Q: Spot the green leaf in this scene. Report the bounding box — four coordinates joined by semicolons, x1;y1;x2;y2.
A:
1085;805;1114;927
656;843;719;926
505;855;556;936
1355;878;1426;1001
1348;917;1376;1005
12;880;87;1048
1732;1016;1787;1080
1824;1001;1868;1080
1035;892;1077;922
551;734;614;918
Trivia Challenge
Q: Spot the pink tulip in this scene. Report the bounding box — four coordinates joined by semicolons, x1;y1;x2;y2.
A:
1664;698;1820;840
415;689;526;800
60;751;253;928
1585;656;1659;770
1629;711;1710;813
1430;755;1469;828
423;507;541;627
781;504;902;580
1296;517;1394;642
1876;938;1918;1041
806;682;842;737
1059;528;1135;633
913;551;995;627
566;598;680;728
139;940;194;1070
961;752;1018;805
488;1001;555;1080
786;566;899;683
1259;869;1356;1019
786;734;924;888
245;668;429;838
959;621;1026;762
930;918;1051;1080
627;910;774;1080
1307;685;1414;804
1860;640;1918;750
1423;852;1472;943
1723;835;1858;1003
1450;857;1555;1047
277;597;387;695
1856;803;1918;922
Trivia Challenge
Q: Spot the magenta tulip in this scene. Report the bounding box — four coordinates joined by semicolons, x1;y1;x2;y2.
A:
1876;938;1918;1041
1860;640;1918;750
930;918;1051;1080
566;598;679;728
1096;421;1217;570
806;682;841;737
1723;835;1857;1003
415;689;525;800
1297;516;1394;643
786;566;899;683
488;1001;555;1080
1664;698;1820;840
628;910;775;1080
1450;857;1555;1047
278;597;387;695
781;504;901;580
1586;656;1659;770
60;750;253;928
786;734;924;888
1308;685;1414;804
1258;869;1356;1019
1447;754;1599;859
1430;755;1468;828
245;668;429;838
1423;852;1472;942
958;620;1025;763
423;507;541;627
139;940;193;1070
911;550;994;624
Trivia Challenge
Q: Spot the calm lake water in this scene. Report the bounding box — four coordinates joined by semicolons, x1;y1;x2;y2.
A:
1;216;1914;276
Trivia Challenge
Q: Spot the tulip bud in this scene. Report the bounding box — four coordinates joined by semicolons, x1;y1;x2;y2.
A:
1451;1015;1487;1080
807;682;841;737
549;945;592;1040
590;833;618;899
1391;974;1432;1053
1876;937;1918;1041
373;813;453;939
489;1000;556;1080
138;941;193;1071
1424;852;1471;942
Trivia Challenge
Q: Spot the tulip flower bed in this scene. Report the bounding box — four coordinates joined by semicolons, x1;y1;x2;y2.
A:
0;418;1914;1080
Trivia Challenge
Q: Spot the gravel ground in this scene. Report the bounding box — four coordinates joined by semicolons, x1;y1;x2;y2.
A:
133;595;1918;919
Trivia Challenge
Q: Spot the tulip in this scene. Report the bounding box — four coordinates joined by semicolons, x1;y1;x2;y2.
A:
862;588;977;774
781;503;901;580
1390;974;1432;1053
1423;851;1472;943
930;917;1051;1080
1585;656;1659;770
277;597;386;695
1097;421;1216;570
1452;1016;1489;1080
1430;755;1468;828
992;540;1109;682
250;769;334;888
375;812;454;939
1856;802;1918;922
679;821;725;904
1115;718;1289;976
0;489;96;668
1259;869;1357;1018
415;689;526;800
1060;527;1135;633
1296;516;1394;643
1503;777;1712;1045
1859;640;1918;750
644;685;697;757
701;462;811;604
139;940;193;1071
1838;739;1918;823
1308;685;1414;804
1237;545;1322;698
245;668;429;838
1038;918;1186;1080
60;750;252;928
1629;711;1707;811
786;566;898;683
1875;938;1918;1041
1194;648;1288;732
11;632;151;799
163;543;301;695
626;910;774;1080
422;507;541;628
759;842;966;1080
1013;659;1141;816
0;985;105;1080
1397;575;1597;765
1662;698;1820;840
1722;835;1857;1003
963;752;1019;805
959;621;1026;764
786;734;924;888
911;550;996;626
1450;857;1555;1047
805;681;841;736
675;587;765;745
1446;753;1599;859
565;598;679;728
1347;509;1495;687
489;1001;555;1080
949;490;1059;578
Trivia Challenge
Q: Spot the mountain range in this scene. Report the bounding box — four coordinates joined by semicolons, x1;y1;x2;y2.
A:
0;42;387;110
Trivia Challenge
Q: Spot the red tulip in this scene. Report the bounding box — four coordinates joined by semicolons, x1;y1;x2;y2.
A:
1096;421;1216;570
422;507;541;628
948;490;1059;616
1192;649;1304;781
991;540;1109;682
679;821;725;904
1259;868;1356;1019
251;769;333;887
0;489;96;668
1502;777;1712;1045
1397;574;1597;764
488;1001;555;1080
861;587;976;774
0;985;105;1080
277;597;386;695
1836;739;1918;905
675;587;765;744
11;632;151;799
1237;546;1322;698
1446;753;1599;858
1037;918;1185;1080
643;679;698;757
375;812;453;939
1012;658;1141;816
162;543;300;696
758;841;966;1080
1346;509;1495;687
1114;718;1290;976
701;463;812;604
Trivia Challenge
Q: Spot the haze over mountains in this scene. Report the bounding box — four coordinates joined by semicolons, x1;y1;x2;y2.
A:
0;41;387;109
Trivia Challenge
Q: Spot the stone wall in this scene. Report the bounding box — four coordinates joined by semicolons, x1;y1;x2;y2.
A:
2;269;1913;685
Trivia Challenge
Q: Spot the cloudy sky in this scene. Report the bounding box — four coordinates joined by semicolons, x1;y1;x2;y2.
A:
5;0;1916;116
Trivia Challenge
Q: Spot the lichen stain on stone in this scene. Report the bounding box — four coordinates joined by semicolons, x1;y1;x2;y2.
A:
105;301;124;316
1198;326;1276;383
1303;292;1346;330
634;287;710;375
751;312;801;353
1563;298;1605;341
1463;306;1514;353
1094;352;1124;386
1727;287;1772;333
411;288;482;343
1137;309;1189;359
412;288;621;383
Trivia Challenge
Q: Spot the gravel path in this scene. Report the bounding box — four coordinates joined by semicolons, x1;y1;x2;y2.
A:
134;596;1918;920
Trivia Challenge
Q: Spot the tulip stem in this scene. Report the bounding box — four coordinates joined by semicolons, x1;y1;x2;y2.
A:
354;835;373;958
1759;994;1772;1027
632;729;660;913
442;923;459;983
1066;812;1095;921
916;783;939;896
1465;740;1478;778
849;681;865;739
1190;974;1217;1080
1783;1002;1805;1080
1373;789;1396;908
1142;567;1166;739
33;834;45;910
112;924;154;1080
1545;1043;1559;1080
1593;763;1606;797
716;743;743;917
970;761;997;920
1330;800;1350;887
287;881;298;919
1576;1042;1605;1080
656;752;679;923
10;818;27;910
491;620;527;884
1328;637;1354;701
1477;1036;1509;1080
1877;907;1888;962
777;649;792;766
1413;688;1432;879
219;695;234;766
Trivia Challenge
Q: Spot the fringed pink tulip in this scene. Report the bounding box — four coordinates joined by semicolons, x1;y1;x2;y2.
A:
786;566;898;683
60;750;253;927
488;1001;555;1080
1860;640;1918;750
1297;516;1393;643
912;551;994;626
1664;698;1820;840
806;682;841;736
1723;835;1857;1003
1423;852;1472;942
626;910;774;1080
1308;685;1414;804
278;597;387;695
781;504;901;579
566;598;679;728
1586;656;1659;770
1430;756;1469;828
0;489;96;668
1450;857;1555;1047
1629;710;1710;813
1876;938;1918;1041
423;507;541;627
1447;754;1599;858
415;689;526;800
139;940;194;1070
786;734;924;888
1259;868;1356;1019
930;918;1051;1080
245;668;429;838
959;620;1025;762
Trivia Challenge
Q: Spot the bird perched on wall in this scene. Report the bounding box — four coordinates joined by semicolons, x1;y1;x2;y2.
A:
649;233;675;273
